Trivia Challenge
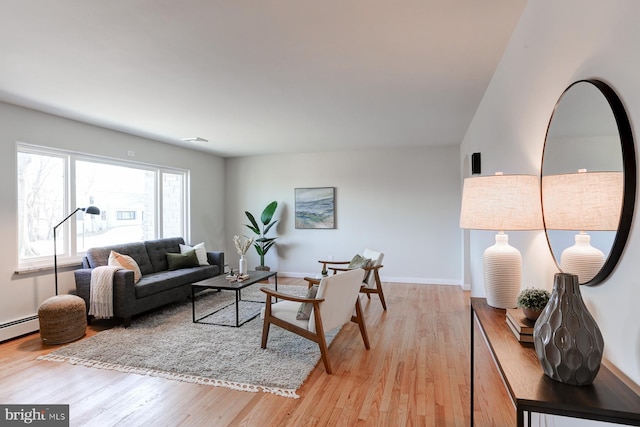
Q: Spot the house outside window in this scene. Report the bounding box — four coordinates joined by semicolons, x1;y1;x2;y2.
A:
116;211;137;221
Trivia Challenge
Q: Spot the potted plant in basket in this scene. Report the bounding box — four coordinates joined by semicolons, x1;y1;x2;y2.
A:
244;201;278;271
517;287;551;321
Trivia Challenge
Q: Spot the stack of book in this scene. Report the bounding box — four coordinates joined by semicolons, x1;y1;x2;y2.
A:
506;308;535;345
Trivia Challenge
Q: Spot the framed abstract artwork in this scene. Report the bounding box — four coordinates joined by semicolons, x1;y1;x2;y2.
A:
295;187;336;229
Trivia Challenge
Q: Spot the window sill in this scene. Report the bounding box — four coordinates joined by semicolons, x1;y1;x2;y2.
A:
15;259;83;275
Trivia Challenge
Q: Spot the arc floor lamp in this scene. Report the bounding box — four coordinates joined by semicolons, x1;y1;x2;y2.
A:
53;205;100;295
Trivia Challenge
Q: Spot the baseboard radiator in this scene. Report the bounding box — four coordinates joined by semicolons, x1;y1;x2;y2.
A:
0;315;39;343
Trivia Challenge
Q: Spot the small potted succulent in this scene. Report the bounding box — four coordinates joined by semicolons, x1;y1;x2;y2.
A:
517;287;551;321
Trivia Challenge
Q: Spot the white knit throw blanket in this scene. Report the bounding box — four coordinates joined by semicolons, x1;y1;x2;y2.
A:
89;266;122;319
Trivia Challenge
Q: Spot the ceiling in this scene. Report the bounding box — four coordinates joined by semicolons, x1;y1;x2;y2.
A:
0;1;526;158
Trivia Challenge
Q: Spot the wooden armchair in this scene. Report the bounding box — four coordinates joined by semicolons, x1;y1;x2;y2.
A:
309;248;387;310
260;269;369;374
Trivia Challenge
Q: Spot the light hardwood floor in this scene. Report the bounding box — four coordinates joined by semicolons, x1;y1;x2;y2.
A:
0;279;514;426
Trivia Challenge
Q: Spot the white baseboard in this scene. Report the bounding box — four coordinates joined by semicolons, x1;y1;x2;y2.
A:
383;276;463;287
277;272;317;279
0;315;39;343
277;272;464;288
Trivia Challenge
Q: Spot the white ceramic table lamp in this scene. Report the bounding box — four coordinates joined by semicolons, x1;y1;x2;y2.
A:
460;173;543;308
542;170;623;283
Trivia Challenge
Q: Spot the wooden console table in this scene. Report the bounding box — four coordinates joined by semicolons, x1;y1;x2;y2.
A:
470;297;640;426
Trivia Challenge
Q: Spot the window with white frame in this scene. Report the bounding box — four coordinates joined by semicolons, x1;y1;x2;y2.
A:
17;144;189;268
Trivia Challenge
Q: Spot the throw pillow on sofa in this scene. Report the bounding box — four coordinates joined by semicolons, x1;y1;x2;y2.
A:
167;249;200;270
179;242;210;266
108;250;142;283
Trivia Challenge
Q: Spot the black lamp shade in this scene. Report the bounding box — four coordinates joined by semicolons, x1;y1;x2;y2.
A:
83;206;100;215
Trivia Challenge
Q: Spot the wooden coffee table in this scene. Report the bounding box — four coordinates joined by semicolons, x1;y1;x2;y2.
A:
191;270;277;327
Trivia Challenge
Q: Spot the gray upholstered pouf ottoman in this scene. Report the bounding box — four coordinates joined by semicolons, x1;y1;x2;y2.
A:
38;295;87;345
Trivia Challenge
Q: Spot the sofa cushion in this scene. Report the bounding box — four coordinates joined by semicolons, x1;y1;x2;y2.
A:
85;242;154;275
179;242;210;266
144;237;185;273
166;250;200;270
134;265;220;299
109;251;142;283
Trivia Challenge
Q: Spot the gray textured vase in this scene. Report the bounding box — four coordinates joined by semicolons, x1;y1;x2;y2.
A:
533;272;604;386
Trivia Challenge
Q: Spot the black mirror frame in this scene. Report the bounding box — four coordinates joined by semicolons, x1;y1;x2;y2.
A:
541;79;636;286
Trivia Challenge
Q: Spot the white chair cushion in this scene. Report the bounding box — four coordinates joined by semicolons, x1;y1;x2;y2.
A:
261;300;310;330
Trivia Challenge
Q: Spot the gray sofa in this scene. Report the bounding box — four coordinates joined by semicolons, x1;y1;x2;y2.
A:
74;237;224;326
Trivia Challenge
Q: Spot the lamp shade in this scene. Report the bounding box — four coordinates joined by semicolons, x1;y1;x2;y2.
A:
459;173;542;308
459;174;543;231
83;205;100;215
542;171;623;231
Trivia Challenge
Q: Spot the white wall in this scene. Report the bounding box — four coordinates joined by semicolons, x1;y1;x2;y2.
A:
462;0;640;397
0;101;225;340
224;145;462;285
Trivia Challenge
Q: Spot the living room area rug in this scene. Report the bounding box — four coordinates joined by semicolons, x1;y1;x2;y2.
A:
38;284;337;399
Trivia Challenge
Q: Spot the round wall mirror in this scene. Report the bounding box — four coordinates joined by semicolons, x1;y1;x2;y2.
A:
541;79;636;286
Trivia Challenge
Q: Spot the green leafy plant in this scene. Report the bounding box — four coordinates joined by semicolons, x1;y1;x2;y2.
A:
516;287;551;311
244;201;278;269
